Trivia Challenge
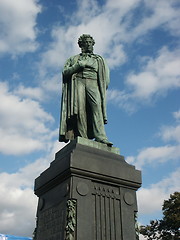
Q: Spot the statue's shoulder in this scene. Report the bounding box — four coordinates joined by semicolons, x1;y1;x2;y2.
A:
94;54;101;58
64;54;80;67
68;54;80;61
94;55;108;68
94;54;109;76
94;54;105;61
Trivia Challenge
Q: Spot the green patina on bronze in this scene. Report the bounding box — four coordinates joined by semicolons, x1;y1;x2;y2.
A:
59;34;112;146
65;199;77;240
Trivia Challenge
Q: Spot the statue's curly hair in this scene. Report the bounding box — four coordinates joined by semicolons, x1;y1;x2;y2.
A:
78;34;95;48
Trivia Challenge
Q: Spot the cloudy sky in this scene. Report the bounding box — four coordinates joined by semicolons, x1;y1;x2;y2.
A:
0;0;180;238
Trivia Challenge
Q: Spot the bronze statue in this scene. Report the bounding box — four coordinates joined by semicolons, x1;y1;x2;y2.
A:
59;34;112;146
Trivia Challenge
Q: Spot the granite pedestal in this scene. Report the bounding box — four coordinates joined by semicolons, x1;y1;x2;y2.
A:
34;137;141;240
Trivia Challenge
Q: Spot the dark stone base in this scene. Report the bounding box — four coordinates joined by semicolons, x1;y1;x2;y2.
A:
34;138;141;240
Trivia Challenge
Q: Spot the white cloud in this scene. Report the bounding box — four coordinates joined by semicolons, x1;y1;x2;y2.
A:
127;144;180;169
36;0;180;106
126;110;180;168
107;47;180;112
41;73;62;94
75;0;100;21
0;187;37;237
105;44;127;68
13;71;61;99
106;0;140;11
13;85;45;101
159;109;180;143
0;159;46;236
173;109;180;121
38;27;78;75
0;82;55;155
0;0;41;56
37;0;135;73
160;125;180;143
126;47;180;100
0;140;65;236
128;0;180;40
38;0;180;70
107;89;136;113
107;89;129;103
137;168;180;215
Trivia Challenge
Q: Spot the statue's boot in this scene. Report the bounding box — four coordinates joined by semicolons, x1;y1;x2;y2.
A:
96;138;113;147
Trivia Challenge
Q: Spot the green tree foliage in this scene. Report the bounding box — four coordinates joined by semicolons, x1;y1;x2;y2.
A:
140;192;180;240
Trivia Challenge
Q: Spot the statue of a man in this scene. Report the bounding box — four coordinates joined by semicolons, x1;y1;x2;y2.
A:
59;34;112;146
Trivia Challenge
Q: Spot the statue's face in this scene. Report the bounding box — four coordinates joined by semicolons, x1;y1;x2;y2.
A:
81;37;94;53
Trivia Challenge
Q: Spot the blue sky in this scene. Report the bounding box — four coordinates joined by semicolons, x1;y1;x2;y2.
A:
0;0;180;238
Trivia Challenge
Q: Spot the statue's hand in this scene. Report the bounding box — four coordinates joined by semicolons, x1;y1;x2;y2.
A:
78;60;86;69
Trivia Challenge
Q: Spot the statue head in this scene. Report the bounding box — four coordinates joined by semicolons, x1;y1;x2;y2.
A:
78;34;95;53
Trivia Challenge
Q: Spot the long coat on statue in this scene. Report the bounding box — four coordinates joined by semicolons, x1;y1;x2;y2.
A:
59;54;110;142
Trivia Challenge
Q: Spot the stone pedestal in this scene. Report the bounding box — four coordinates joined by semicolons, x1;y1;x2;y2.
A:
34;137;141;240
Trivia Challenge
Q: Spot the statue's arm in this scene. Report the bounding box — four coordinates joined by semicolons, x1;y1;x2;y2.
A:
63;57;85;76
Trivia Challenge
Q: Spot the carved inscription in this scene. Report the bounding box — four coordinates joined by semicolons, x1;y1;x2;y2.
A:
36;201;66;240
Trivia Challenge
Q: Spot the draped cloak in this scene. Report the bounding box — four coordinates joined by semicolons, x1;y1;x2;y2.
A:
59;54;110;142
